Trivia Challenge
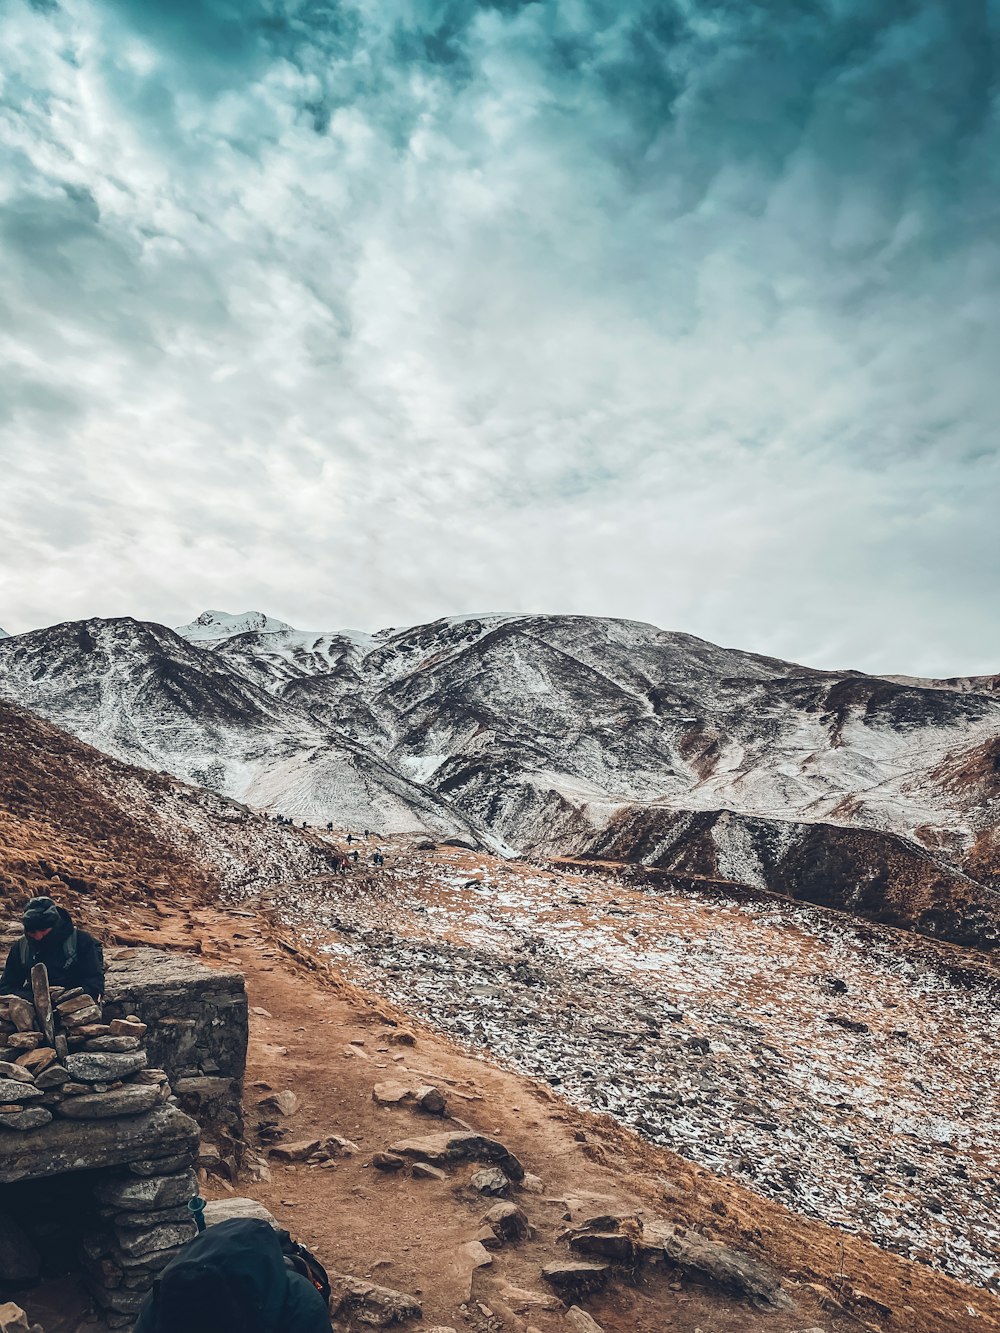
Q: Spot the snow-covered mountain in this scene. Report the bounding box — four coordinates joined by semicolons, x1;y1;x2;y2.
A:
175;609;299;640
2;609;999;944
0;628;10;640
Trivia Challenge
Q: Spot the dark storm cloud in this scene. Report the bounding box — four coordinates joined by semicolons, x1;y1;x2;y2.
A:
0;0;998;672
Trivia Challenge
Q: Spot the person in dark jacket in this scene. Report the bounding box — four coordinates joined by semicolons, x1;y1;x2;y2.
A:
134;1217;331;1333
0;897;105;999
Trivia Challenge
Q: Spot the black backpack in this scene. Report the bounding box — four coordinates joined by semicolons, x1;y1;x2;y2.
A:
20;929;78;971
277;1229;331;1308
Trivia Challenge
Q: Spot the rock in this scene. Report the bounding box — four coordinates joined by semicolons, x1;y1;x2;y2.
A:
481;1201;530;1241
320;1135;359;1156
64;1051;147;1083
115;1220;197;1257
329;1273;422;1326
129;1153;192;1178
61;1005;103;1028
661;1228;790;1308
388;1030;416;1046
114;1205;192;1229
7;1000;37;1034
474;1226;501;1250
58;1085;161;1119
203;1197;279;1228
565;1308;605;1332
0;1080;42;1103
5;1035;41;1052
389;1132;524;1180
269;1139;322;1163
0;1108;52;1131
0;1063;35;1085
84;1036;142;1053
57;992;97;1015
372;1153;405;1172
15;1048;56;1075
825;1014;870;1035
0;1216;41;1281
257;1089;299;1117
34;1065;70;1090
109;1019;147;1038
95;1170;198;1212
566;1230;636;1261
0;1104;197;1184
174;1076;232;1104
373;1081;412;1107
471;1167;510;1197
411;1162;447;1181
541;1261;610;1299
0;1302;43;1333
416;1085;447;1115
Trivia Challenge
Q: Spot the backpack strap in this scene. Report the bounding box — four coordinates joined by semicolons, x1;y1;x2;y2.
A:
19;929;78;972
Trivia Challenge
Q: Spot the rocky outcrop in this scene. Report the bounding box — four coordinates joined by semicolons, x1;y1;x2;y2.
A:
579;806;1000;949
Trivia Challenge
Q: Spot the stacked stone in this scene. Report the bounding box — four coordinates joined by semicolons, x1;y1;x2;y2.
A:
81;1150;199;1328
0;971;172;1131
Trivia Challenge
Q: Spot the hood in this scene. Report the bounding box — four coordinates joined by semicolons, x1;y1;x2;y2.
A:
146;1218;289;1333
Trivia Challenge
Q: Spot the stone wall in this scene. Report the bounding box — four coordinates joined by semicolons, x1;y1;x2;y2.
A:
103;948;248;1150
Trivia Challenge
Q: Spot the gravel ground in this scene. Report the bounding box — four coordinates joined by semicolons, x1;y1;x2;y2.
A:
269;845;1000;1294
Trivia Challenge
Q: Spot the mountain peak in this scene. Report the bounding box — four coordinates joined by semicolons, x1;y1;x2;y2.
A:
175;609;296;641
0;627;9;640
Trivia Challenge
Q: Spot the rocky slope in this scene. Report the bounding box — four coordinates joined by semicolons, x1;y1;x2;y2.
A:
2;610;999;944
263;840;1000;1299
0;700;342;909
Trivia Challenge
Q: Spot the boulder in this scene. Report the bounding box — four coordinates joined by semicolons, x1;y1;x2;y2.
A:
411;1162;446;1181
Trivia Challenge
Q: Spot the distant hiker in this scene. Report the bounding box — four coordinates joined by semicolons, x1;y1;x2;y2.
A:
331;857;341;874
363;829;370;838
351;850;359;863
134;1217;331;1333
302;821;308;829
346;833;353;845
326;822;333;831
0;896;105;1000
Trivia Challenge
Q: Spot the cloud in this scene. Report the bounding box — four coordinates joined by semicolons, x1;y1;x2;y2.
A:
0;0;997;674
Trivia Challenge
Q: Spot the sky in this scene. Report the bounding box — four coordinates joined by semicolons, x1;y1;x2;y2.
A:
1;0;998;675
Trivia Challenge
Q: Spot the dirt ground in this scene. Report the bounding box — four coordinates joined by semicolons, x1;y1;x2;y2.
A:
72;895;996;1333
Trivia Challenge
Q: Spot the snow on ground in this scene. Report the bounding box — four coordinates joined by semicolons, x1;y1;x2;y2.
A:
269;846;1000;1294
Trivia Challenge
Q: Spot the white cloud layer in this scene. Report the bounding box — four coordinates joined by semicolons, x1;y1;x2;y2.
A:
1;0;998;674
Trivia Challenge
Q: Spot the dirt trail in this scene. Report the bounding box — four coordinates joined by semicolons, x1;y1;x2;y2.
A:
111;897;1000;1333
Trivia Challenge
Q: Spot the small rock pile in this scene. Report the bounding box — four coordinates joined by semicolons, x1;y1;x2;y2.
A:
0;964;170;1130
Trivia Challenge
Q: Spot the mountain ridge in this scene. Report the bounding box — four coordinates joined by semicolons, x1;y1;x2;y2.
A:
2;608;999;946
